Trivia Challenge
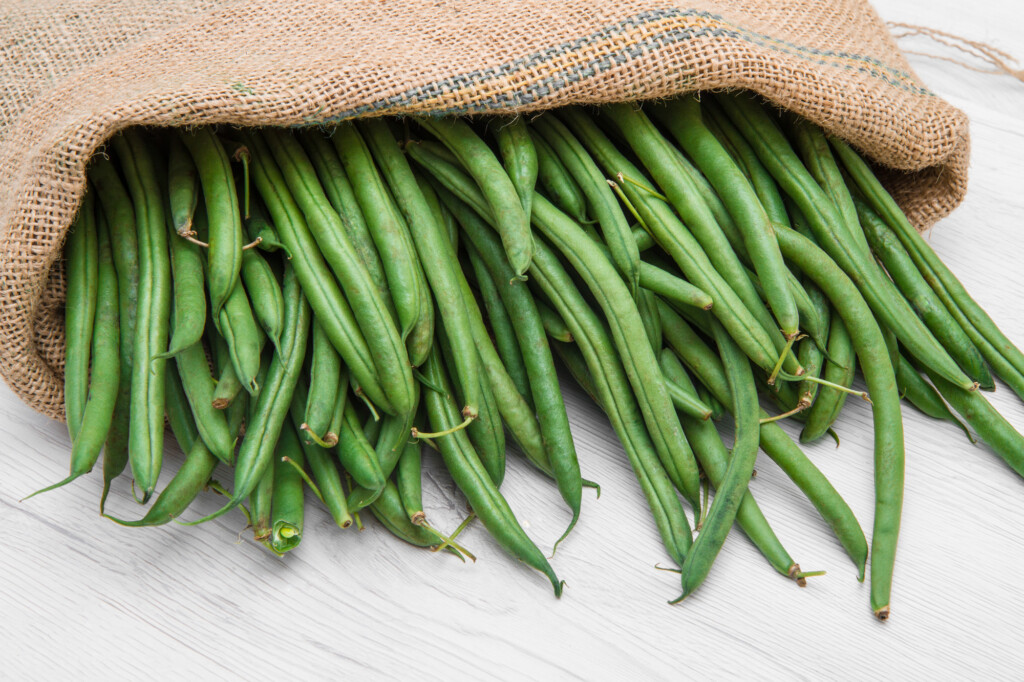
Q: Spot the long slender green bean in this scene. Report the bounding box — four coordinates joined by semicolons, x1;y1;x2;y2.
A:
270;423;306;554
416;116;534;276
63;192;98;442
179;128;242;318
675;318;762;600
495;116;538;224
775;224;903;620
90;158;138;510
113;131;171;502
532;131;588;223
337;122;424;341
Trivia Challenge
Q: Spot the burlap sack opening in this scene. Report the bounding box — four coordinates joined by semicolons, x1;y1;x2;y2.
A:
0;0;970;421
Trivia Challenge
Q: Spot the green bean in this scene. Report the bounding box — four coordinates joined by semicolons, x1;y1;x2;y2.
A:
535;297;574;343
63;191;98;441
89;158;138;510
407;142;492;220
173;332;235;464
659;352;713;421
164;356;199;456
186;263;310;524
528;231;693;560
240;244;285;349
29;208;118;499
453;247;553;477
298;128;389;298
895;354;973;441
635;260;714;311
189;201;264;394
157;218;206;360
369;481;458;551
696;382;725;422
337;121;424;341
345;380;420;512
337;401;387;501
832;136;1024;392
245;195;285;253
436;315;505;487
250;459;274;543
243;130;392;414
801;309;857;444
360;119;482;422
261;128;414;416
303;321;342;445
786;118;869;257
406;174;441;368
659;299;867;575
211;333;244;410
287;386;352;527
464;245;533;408
675;318;762;600
775;224;903;620
532;114;640;295
640;99;798;339
325;374;349;446
858;201;993;389
269;423;306;554
795;278;831;407
421;345;561;594
927;369;1024;477
216;280;265;395
532;131;588;223
637;287;662;352
736;259;828;352
651;124;741;242
107;439;217;527
179;128;242;318
715;93;972;392
530;194;700;507
113;131;171;502
556;107;791;377
395;439;425;524
701;99;791;228
167;135;199;235
495;116;538;223
443;191;585;538
415;117;534;277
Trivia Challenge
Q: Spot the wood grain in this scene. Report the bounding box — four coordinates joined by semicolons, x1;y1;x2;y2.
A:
3;2;1024;677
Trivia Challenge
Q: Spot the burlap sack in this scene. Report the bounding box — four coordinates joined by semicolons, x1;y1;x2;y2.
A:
0;0;970;420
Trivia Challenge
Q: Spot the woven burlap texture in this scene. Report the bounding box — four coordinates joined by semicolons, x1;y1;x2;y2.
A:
0;0;970;420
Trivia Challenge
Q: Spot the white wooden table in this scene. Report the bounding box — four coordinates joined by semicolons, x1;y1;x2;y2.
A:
3;1;1023;678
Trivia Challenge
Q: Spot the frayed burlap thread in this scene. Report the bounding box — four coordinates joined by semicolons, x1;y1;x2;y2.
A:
0;0;970;419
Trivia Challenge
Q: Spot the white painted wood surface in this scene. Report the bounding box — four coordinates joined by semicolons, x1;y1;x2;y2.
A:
3;2;1023;678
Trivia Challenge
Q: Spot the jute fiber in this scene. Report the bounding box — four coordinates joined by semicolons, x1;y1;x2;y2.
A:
0;0;970;419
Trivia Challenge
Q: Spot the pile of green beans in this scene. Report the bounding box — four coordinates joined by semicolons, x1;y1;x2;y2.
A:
38;91;1024;621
